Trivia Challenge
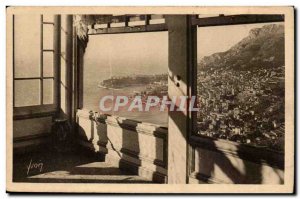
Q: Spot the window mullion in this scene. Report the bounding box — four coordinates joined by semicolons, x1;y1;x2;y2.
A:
12;15;15;107
40;15;44;105
14;77;42;80
42;22;54;25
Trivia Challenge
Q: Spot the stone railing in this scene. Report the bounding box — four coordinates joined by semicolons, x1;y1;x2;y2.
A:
76;109;168;183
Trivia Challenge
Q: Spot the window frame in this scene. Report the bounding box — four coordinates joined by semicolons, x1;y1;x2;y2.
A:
76;15;169;126
13;15;60;119
72;14;286;182
188;14;285;176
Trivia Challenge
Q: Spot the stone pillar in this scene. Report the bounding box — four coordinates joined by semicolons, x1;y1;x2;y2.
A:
65;15;73;120
53;15;61;111
166;15;196;184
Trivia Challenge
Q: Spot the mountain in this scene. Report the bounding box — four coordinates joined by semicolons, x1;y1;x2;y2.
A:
198;24;285;71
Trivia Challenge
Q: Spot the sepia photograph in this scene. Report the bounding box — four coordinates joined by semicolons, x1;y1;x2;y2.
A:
6;6;294;193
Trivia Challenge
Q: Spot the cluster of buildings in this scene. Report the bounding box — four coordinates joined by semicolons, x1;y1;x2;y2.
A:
196;66;285;151
144;80;168;97
99;68;285;151
100;74;167;89
127;74;168;98
116;74;168;105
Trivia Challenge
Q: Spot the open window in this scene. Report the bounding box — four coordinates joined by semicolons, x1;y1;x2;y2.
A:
13;14;59;118
188;14;285;184
79;15;168;127
195;20;285;151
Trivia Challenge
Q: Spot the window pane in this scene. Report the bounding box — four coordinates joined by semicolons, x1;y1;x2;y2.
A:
43;24;53;50
83;32;168;127
14;15;40;78
15;80;40;107
43;79;53;104
196;23;285;151
43;14;54;23
43;52;53;77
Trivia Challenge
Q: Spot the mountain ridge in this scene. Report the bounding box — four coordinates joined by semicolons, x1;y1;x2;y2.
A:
198;24;285;71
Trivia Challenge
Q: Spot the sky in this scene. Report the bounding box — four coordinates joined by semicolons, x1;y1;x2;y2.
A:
85;32;168;80
85;22;284;74
197;22;284;59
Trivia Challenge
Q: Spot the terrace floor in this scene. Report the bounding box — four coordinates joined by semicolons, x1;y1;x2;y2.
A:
13;147;152;184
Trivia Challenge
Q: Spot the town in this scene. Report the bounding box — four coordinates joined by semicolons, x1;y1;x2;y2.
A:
99;66;285;151
196;65;285;151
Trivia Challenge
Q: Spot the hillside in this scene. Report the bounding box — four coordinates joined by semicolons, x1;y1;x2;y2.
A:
198;24;285;71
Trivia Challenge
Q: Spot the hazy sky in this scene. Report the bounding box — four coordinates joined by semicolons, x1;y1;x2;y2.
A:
197;22;284;59
85;32;168;80
84;22;284;79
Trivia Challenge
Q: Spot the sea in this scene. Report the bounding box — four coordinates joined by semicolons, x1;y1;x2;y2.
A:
83;75;168;127
83;33;169;127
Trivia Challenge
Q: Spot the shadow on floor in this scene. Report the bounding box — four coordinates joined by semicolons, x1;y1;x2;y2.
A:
13;146;152;184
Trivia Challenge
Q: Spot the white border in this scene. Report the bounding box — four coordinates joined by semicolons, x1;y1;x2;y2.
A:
1;0;298;198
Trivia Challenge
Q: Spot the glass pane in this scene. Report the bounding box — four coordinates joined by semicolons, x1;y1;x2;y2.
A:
43;52;53;77
83;32;168;127
43;24;53;50
43;79;53;104
43;14;54;23
196;22;285;151
15;80;40;107
14;15;40;78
